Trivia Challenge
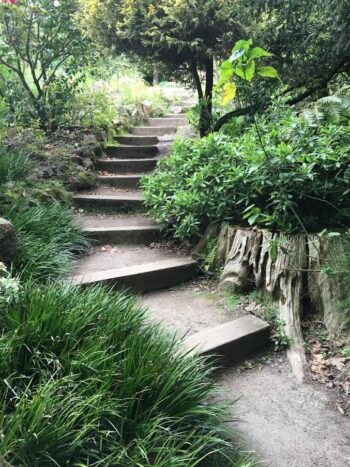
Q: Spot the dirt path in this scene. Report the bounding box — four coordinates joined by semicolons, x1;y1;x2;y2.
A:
223;355;350;467
142;280;350;467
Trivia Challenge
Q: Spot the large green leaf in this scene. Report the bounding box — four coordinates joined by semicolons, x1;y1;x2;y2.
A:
245;60;255;81
215;59;234;89
258;66;280;78
248;47;272;59
235;65;245;79
232;39;252;53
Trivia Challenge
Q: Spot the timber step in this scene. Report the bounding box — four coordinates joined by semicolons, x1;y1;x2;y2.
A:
73;192;144;211
71;257;198;293
104;145;159;158
115;135;159;146
83;225;160;245
183;315;270;365
131;126;177;136
145;117;187;127
97;174;142;189
97;158;157;174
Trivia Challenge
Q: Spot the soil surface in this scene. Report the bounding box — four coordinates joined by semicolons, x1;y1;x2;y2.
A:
223;355;350;467
142;279;350;467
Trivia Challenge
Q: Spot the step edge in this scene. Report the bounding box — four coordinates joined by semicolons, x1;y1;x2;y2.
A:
74;195;144;201
98;158;157;163
71;257;198;285
97;175;143;179
183;316;270;354
83;226;159;233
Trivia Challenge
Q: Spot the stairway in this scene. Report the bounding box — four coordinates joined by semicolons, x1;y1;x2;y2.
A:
72;106;269;365
73;112;198;291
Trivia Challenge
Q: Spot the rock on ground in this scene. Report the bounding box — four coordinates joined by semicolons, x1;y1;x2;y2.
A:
0;218;16;266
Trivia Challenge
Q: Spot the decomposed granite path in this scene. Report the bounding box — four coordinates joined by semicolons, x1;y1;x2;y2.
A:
71;101;350;467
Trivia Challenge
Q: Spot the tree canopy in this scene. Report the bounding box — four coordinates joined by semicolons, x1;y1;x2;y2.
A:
81;0;243;135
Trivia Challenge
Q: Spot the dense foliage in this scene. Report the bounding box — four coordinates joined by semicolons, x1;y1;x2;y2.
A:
240;0;350;98
0;282;249;466
0;0;90;130
142;105;350;238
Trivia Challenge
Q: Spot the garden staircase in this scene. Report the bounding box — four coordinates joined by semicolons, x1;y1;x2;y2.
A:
72;107;269;363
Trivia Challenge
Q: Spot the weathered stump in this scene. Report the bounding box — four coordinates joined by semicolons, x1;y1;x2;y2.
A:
196;223;349;382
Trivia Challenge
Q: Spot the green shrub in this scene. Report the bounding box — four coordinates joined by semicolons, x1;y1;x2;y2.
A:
2;202;90;281
142;106;350;238
0;282;249;466
68;80;119;130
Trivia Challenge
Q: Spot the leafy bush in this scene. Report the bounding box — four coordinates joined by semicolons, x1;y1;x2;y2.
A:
0;282;249;466
1;202;90;281
142;105;350;238
67;80;119;130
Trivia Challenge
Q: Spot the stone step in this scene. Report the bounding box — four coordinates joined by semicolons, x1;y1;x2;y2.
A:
71;257;198;292
115;135;159;146
73;192;144;211
145;117;187;127
98;174;142;189
183;315;270;365
83;225;160;245
97;158;156;174
164;113;187;119
131;126;177;136
105;145;159;158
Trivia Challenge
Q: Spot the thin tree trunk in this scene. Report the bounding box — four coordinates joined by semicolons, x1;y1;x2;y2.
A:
199;56;214;138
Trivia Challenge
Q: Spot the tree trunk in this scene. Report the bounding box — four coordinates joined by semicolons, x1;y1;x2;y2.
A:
307;235;347;332
199;56;214;138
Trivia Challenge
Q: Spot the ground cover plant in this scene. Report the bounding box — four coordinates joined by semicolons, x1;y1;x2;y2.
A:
142;104;350;239
0;281;252;466
0;134;91;281
3;202;90;281
67;63;170;133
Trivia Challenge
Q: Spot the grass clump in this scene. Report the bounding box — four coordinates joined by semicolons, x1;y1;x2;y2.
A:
0;148;31;185
1;202;90;281
0;282;251;466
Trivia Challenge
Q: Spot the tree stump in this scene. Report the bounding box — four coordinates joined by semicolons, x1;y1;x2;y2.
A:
196;223;349;382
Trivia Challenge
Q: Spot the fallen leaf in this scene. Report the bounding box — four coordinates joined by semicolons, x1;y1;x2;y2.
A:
326;357;346;371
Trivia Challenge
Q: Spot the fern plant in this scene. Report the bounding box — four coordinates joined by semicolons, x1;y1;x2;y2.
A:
301;91;350;126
